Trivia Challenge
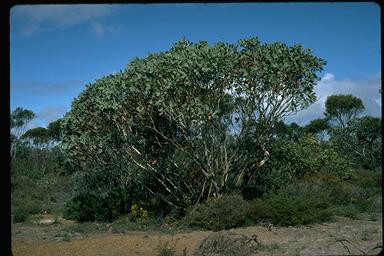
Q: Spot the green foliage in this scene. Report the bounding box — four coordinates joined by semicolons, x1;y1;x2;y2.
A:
13;208;29;223
62;37;326;215
274;134;351;178
351;169;382;197
62;222;108;234
63;188;130;222
181;194;251;231
247;170;382;227
11;144;66;179
242;133;352;199
326;205;360;219
273;121;303;141
300;172;381;215
330;116;382;169
303;118;329;139
21;127;49;145
325;94;364;128
11;171;72;219
248;182;333;226
18;118;63;148
63;193;101;222
130;203;148;219
11;107;35;131
47;118;63;141
11;107;36;158
156;241;177;256
251;190;331;226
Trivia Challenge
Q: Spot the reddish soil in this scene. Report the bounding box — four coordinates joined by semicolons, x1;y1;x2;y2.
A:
12;214;382;256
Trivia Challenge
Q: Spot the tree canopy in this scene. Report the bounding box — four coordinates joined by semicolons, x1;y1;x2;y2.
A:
11;107;35;138
303;118;329;139
324;94;364;128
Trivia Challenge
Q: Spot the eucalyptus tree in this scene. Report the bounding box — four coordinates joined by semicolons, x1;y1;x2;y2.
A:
11;107;35;138
324;94;364;128
21;127;50;148
63;37;326;212
330;116;381;169
10;107;35;158
47;118;63;142
303;118;329;140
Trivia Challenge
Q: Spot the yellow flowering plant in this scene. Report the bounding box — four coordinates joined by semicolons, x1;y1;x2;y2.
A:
130;203;148;219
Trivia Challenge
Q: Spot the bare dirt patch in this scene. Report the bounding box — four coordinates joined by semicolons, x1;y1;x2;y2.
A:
12;214;382;256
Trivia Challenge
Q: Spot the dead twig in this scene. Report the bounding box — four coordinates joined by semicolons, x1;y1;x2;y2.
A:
307;226;367;255
336;239;351;254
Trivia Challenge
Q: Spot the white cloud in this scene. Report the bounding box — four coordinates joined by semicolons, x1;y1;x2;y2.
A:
11;4;119;37
36;106;66;122
285;73;381;125
12;80;83;96
321;73;334;82
12;105;66;134
12;106;66;133
89;21;122;38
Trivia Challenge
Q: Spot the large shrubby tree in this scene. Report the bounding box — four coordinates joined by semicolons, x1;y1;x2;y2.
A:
330;116;381;169
62;37;326;216
323;94;381;170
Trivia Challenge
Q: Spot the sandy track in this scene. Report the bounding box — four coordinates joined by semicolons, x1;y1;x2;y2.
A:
12;215;382;256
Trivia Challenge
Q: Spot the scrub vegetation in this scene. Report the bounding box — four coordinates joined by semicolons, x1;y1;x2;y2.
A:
11;37;381;255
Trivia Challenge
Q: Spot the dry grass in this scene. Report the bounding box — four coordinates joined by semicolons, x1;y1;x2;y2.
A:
12;213;382;256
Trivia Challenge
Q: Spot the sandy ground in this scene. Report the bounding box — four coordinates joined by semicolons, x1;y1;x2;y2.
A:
12;214;382;256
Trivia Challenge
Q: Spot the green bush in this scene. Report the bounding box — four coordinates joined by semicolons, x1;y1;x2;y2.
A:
63;188;131;222
13;208;29;223
111;215;162;233
63;193;101;222
245;199;270;223
267;134;352;179
330;116;382;170
62;222;107;234
241;167;291;200
156;241;177;256
243;134;353;200
248;182;333;226
301;172;381;213
246;172;382;227
181;194;251;231
351;169;382;197
328;205;359;219
263;193;332;226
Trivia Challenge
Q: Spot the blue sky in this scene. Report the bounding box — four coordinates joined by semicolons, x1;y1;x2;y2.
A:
10;3;381;129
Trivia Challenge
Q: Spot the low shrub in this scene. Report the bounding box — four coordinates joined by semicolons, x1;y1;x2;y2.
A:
248;171;382;227
25;201;44;214
268;135;352;179
181;194;251;231
63;188;130;222
130;203;148;220
301;172;381;214
111;214;162;233
62;222;107;234
248;182;333;226
328;205;359;219
351;169;382;197
156;241;177;256
63;193;101;222
262;193;333;226
13;208;29;223
243;134;353;200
